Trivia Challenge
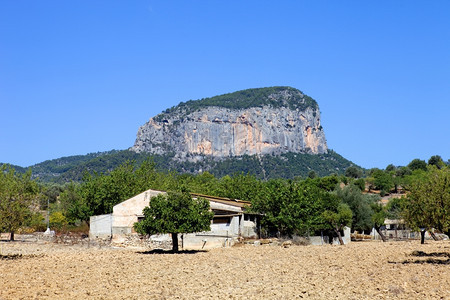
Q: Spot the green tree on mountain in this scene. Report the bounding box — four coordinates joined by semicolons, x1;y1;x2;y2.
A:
428;155;444;169
408;159;427;172
345;166;363;178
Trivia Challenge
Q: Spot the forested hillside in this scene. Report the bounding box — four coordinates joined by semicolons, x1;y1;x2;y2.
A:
3;149;359;183
154;86;318;122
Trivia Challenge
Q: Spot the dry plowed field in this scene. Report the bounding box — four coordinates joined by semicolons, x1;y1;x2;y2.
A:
1;240;449;299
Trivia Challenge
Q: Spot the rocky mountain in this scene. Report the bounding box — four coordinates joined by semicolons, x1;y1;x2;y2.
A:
131;87;328;159
4;87;361;183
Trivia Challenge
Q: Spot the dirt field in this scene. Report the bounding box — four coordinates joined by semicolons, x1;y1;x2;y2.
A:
0;239;449;299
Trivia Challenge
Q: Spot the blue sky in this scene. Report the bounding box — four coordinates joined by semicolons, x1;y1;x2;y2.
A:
1;1;449;169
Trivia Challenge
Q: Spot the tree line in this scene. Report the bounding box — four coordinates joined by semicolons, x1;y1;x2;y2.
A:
20;149;356;184
1;155;448;242
154;86;318;123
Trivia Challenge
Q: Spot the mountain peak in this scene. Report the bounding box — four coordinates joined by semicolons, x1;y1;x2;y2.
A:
155;86;318;122
131;87;327;158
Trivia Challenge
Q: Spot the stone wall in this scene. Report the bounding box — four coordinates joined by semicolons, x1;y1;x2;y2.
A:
112;233;237;250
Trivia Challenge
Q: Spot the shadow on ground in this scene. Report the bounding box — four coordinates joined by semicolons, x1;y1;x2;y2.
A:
0;254;43;260
390;250;450;265
137;249;208;255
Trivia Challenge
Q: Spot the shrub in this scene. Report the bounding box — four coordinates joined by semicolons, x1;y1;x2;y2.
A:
49;211;68;230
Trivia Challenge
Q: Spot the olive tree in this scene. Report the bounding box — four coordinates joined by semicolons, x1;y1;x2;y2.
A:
0;166;39;240
335;184;376;233
322;203;353;245
428;155;445;169
134;190;214;252
371;203;387;242
402;166;450;242
408;159;427;172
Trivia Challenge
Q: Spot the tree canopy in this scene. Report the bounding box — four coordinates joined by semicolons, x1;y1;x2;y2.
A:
408;159;428;172
322;203;353;245
402;166;450;236
78;160;161;220
134;190;214;252
428;155;445;169
0;166;40;240
335;184;379;232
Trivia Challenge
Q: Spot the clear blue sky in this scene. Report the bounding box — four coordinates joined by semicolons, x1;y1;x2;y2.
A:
1;1;449;169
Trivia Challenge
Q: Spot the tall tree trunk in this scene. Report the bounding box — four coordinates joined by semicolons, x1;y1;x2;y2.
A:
335;228;344;245
171;233;179;252
375;226;387;242
10;231;15;241
420;230;426;244
429;231;440;241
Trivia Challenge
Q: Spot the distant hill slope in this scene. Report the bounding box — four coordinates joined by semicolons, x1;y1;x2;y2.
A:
165;150;357;179
3;149;359;183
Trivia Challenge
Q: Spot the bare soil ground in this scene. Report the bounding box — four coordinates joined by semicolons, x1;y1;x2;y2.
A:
0;239;449;299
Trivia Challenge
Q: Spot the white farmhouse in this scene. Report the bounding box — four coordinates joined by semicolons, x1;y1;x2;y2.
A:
89;189;259;249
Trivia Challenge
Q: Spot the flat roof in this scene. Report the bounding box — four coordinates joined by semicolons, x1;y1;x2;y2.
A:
190;192;251;208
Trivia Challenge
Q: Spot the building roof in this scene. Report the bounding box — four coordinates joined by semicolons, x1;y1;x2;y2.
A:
113;189;251;218
190;193;251;209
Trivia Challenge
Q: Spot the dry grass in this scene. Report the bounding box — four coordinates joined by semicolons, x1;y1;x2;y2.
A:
0;239;449;299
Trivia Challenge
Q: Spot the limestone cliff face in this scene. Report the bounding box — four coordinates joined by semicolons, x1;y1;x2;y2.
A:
131;87;328;158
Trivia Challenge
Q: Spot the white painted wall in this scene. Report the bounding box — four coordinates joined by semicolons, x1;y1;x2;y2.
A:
89;214;112;239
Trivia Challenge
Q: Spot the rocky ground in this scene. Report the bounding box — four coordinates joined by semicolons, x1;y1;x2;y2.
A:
0;238;449;299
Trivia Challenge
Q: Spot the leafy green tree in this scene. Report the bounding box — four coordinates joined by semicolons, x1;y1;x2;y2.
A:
133;159;161;191
371;169;394;195
289;180;338;236
0;166;39;240
251;179;338;237
249;179;293;236
134;190;214;252
389;171;403;194
371;203;387;242
335;184;377;233
395;166;412;177
40;184;63;210
385;164;396;172
402;166;450;239
428;155;444;169
353;178;366;191
385;196;404;220
345;166;363;178
80;160;163;219
214;173;262;201
322;203;353;245
308;170;317;179
49;211;68;230
59;182;90;224
407;158;427;172
315;175;340;192
177;172;219;195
